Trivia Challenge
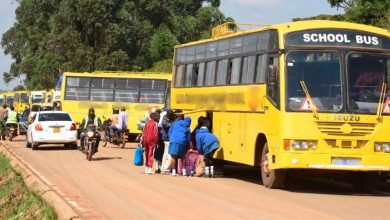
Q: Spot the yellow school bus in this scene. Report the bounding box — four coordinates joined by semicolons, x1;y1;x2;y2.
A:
61;71;171;136
0;92;6;106
171;20;390;189
13;90;30;114
30;90;47;104
4;92;15;108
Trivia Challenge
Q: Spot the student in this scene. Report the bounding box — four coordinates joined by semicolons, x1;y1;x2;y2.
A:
158;109;176;174
190;116;206;150
142;112;159;174
195;119;219;177
168;115;191;176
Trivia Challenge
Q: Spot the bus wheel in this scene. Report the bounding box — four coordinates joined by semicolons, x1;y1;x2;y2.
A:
261;143;285;189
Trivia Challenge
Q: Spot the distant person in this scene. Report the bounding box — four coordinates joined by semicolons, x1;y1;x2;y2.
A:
118;107;128;131
159;109;176;174
4;106;19;136
195;119;219;178
142;112;159;174
168;115;191;176
56;71;63;90
109;108;120;139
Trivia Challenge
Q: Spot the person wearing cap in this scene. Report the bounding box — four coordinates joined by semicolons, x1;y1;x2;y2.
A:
79;107;102;152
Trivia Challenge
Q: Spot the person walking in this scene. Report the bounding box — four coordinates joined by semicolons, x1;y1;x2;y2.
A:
159;110;175;173
142;112;159;174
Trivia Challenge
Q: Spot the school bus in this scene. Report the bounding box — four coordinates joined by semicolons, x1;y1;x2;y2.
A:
61;71;171;136
13;90;30;114
0;92;5;106
171;20;390;189
30;90;47;104
4;92;15;108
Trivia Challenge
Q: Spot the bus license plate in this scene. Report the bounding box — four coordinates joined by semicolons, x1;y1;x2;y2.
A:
53;127;61;133
332;158;360;166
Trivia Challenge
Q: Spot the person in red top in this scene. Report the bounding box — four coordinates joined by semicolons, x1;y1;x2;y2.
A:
142;112;159;174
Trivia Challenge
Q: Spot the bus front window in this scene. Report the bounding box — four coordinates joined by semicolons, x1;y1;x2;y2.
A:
347;53;390;113
286;51;343;112
21;94;29;103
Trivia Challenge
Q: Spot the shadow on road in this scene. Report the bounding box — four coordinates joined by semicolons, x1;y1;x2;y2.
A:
35;146;76;151
92;156;122;161
221;164;390;196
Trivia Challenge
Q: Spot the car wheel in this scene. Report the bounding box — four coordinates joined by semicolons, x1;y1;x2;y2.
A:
25;134;31;148
32;139;38;150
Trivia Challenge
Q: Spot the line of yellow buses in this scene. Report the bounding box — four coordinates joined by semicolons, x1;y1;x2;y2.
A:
5;20;390;189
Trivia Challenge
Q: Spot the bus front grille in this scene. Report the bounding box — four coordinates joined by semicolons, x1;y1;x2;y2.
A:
316;122;375;136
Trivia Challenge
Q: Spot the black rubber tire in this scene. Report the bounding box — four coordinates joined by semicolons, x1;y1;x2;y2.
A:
87;143;93;161
25;135;31;148
64;143;71;149
260;143;286;189
9;135;13;142
32;143;38;150
120;134;126;148
102;140;108;148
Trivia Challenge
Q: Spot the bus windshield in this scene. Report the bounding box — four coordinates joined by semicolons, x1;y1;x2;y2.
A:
286;51;343;112
20;94;29;103
347;53;390;114
32;97;44;103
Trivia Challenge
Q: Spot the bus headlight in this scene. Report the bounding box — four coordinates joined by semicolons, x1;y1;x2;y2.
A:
286;140;317;151
374;143;390;153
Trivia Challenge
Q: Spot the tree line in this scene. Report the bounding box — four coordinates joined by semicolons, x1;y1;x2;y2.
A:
2;0;231;90
2;0;389;90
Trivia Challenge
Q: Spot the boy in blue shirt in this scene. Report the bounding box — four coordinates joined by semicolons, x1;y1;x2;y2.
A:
195;119;219;177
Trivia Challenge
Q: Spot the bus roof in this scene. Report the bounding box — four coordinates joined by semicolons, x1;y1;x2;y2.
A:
175;20;390;48
63;71;172;80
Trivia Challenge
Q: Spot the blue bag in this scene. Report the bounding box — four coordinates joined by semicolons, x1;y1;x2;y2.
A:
133;145;144;166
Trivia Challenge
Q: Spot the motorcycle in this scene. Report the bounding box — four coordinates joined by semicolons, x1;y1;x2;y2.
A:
84;124;99;161
102;119;128;148
6;124;17;141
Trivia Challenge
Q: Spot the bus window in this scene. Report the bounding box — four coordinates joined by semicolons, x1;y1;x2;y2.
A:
243;34;258;53
205;61;216;86
217;40;229;56
115;79;139;102
175;65;185;87
241;56;256;84
90;78;114;101
184;64;193;87
21;94;29;103
197;63;205;86
255;54;267;83
266;55;280;107
65;77;90;100
230;57;241;85
216;59;228;85
140;80;166;103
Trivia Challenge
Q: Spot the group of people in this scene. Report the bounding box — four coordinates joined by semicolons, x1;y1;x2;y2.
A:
141;108;220;177
0;105;20;140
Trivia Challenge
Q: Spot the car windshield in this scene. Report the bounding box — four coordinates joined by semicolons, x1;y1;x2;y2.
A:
38;113;71;121
347;53;390;114
286;51;343;112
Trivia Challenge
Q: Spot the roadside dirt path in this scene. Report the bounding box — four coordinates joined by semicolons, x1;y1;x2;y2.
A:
3;137;390;220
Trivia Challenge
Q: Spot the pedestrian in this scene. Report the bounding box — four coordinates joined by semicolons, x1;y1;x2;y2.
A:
190;116;206;150
195;118;219;178
142;112;159;174
159;109;176;174
168;114;191;176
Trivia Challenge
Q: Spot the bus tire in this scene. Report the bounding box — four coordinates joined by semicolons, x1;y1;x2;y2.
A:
261;143;285;189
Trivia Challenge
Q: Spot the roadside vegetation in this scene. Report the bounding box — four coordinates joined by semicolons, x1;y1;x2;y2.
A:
0;153;57;220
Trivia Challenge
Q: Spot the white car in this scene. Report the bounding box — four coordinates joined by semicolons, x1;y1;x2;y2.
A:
26;111;78;150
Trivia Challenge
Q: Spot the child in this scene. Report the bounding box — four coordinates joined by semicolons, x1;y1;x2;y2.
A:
195;119;219;177
142;112;159;174
168;115;191;176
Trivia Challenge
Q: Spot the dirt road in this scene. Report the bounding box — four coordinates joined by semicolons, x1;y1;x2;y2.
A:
2;136;390;220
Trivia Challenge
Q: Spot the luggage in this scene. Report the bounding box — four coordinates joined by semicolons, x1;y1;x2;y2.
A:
178;151;204;176
133;145;144;166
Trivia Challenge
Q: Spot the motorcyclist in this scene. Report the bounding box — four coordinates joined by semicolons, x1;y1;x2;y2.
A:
109;108;120;140
79;107;102;152
4;106;19;138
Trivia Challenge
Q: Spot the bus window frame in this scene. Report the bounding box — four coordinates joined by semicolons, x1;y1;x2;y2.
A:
266;54;280;109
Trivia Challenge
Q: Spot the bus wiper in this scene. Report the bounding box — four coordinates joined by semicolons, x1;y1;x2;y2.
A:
300;80;319;119
376;82;387;121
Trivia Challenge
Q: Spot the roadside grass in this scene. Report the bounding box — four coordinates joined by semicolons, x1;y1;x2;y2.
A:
0;153;57;220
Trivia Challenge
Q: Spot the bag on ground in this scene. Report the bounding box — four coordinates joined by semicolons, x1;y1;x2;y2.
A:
195;155;205;177
134;145;144;166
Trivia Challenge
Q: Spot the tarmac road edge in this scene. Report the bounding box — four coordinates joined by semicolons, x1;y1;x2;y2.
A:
0;142;80;220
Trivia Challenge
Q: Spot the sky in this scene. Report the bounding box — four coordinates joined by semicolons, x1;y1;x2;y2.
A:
0;0;343;91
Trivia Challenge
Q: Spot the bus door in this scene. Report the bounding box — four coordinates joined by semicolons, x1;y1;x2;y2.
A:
264;55;281;137
216;112;242;161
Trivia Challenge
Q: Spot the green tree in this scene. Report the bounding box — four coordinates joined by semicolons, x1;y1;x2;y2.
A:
13;85;25;91
2;0;231;89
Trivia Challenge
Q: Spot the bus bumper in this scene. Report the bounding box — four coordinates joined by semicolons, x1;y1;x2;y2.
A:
276;153;390;171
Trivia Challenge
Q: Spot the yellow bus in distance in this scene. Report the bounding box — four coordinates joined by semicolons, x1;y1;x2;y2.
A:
4;92;15;108
13;90;30;114
171;20;390;189
61;71;171;136
30;90;47;104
